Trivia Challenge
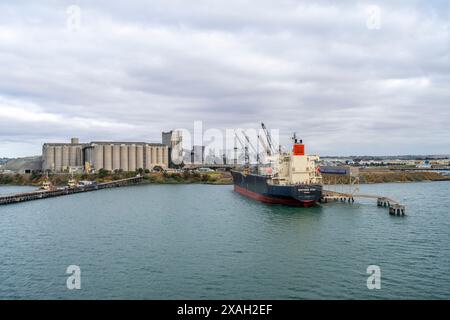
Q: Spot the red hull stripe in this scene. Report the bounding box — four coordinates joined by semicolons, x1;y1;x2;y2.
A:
234;185;316;207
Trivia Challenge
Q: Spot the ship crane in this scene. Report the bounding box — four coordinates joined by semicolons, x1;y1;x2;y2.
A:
241;131;263;165
261;122;276;156
234;132;249;165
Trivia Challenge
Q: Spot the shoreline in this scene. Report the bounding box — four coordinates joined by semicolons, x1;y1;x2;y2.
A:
1;170;449;187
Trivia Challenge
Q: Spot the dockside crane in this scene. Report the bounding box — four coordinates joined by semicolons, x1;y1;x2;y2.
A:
261;122;276;156
241;131;261;164
234;131;249;165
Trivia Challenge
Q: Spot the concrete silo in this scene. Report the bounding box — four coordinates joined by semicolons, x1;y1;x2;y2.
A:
62;146;70;171
42;145;55;172
54;146;62;172
69;146;77;166
162;146;168;166
145;145;152;169
76;147;83;166
151;146;156;164
128;144;136;172
136;145;144;170
112;144;121;171
93;144;104;171
120;145;128;171
103;144;112;171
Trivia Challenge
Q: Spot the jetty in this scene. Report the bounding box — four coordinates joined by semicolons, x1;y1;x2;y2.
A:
0;176;143;206
321;190;406;216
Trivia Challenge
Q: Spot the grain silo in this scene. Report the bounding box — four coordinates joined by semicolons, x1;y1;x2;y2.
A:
62;145;70;170
93;144;104;171
145;145;152;169
54;146;62;172
128;144;136;172
69;145;77;166
120;144;128;171
103;144;112;171
112;144;121;171
136;144;144;170
42;145;55;171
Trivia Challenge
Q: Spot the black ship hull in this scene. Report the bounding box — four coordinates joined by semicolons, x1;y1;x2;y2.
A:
231;170;322;207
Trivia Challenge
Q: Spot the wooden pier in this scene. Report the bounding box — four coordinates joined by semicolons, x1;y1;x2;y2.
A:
0;176;144;206
321;190;406;216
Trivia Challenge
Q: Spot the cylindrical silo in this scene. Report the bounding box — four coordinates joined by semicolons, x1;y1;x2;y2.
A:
120;145;128;171
136;145;144;170
157;147;162;164
151;146;156;164
93;144;104;171
54;146;62;172
76;146;83;166
145;145;151;169
112;144;121;171
69;146;77;166
128;144;136;172
103;144;112;171
162;147;167;166
43;145;55;171
62;145;70;171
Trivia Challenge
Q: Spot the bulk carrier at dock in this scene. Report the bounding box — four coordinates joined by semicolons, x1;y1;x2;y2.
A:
231;124;323;207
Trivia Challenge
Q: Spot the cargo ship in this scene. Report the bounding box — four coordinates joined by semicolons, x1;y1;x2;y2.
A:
231;129;322;207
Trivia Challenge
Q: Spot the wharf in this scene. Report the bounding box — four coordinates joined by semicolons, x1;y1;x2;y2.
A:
0;176;143;206
321;190;406;216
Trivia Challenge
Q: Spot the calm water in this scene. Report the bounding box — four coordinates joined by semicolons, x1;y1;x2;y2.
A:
0;181;449;299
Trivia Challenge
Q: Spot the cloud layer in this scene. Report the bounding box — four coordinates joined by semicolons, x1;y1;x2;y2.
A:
0;0;449;156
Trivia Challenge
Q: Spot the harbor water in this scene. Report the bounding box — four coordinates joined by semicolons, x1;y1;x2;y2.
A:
0;181;449;299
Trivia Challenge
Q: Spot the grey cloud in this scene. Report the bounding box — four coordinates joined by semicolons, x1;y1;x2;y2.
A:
0;0;449;157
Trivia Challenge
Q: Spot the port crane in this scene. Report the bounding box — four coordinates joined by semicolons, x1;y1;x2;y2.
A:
241;131;264;165
260;122;276;156
234;131;249;165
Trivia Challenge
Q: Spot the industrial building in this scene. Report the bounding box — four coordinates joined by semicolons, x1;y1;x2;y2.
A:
42;138;169;173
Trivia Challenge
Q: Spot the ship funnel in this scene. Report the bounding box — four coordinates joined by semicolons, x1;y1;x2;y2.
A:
293;140;305;156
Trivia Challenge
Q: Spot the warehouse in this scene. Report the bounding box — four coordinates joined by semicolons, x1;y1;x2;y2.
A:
42;138;168;173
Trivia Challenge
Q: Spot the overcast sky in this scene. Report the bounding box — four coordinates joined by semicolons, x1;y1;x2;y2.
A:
0;0;449;157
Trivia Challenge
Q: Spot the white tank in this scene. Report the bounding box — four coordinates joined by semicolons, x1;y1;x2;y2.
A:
112;144;121;171
120;145;128;171
93;144;104;171
103;144;112;171
136;145;144;170
128;144;136;172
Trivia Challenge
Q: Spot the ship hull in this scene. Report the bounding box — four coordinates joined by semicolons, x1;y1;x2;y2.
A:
231;170;322;207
